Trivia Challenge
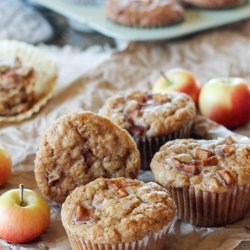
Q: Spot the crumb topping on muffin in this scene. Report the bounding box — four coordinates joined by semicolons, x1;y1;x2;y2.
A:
151;136;250;192
61;177;176;243
99;91;196;137
0;57;35;116
35;112;141;204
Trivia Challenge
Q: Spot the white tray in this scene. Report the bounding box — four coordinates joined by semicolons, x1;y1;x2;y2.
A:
30;0;250;41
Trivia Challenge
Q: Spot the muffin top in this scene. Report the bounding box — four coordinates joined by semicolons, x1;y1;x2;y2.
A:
105;0;184;28
61;177;176;244
106;0;180;10
0;57;35;116
151;137;250;193
35;112;141;204
99;91;196;138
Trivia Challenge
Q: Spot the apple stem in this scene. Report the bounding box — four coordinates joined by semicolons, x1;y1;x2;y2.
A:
160;71;172;85
19;184;25;207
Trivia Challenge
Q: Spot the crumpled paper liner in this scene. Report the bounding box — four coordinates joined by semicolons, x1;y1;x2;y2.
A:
134;121;193;171
168;185;250;227
0;19;250;250
65;224;170;250
0;40;58;123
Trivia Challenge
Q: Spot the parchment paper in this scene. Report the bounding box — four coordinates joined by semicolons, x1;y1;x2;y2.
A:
0;19;250;250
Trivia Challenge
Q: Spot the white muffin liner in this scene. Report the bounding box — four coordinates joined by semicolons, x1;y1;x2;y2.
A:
0;40;57;123
134;121;193;171
168;184;250;227
66;224;171;250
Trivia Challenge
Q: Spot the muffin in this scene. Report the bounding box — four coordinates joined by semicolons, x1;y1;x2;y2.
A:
61;177;176;250
182;0;246;9
99;90;196;170
35;112;140;204
105;0;184;28
0;40;57;123
0;58;35;116
151;136;250;226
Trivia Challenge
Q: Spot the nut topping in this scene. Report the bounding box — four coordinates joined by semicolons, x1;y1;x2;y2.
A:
217;169;236;185
195;148;214;160
74;204;95;222
172;157;199;175
201;156;218;166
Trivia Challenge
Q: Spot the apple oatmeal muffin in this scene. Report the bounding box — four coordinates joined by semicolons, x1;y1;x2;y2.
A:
61;177;176;250
0;58;35;116
0;40;57;123
151;136;250;226
99;90;196;170
35;112;141;204
105;0;184;28
182;0;246;9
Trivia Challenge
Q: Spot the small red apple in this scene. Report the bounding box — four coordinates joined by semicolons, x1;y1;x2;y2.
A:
0;146;12;187
199;77;250;128
153;68;200;104
0;184;50;244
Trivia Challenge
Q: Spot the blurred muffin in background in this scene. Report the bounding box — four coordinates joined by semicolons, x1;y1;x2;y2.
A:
105;0;184;28
181;0;246;9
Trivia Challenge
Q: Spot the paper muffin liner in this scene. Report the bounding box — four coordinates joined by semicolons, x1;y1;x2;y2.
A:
65;224;171;250
168;184;250;227
134;121;193;171
0;40;57;123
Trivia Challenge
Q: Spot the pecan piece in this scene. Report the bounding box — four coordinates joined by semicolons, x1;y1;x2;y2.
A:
201;156;218;166
172;158;199;175
195;148;214;160
74;204;95;222
217;169;236;185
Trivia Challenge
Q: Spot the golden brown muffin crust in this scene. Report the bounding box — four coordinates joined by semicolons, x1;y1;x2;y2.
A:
151;137;250;193
61;177;176;244
35;112;141;204
99;91;196;137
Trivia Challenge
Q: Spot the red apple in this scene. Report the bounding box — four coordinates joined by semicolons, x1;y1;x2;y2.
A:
0;184;50;243
0;146;12;187
199;77;250;128
153;68;200;104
